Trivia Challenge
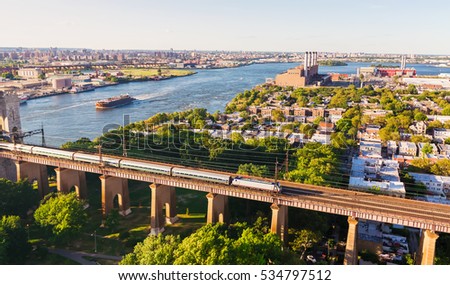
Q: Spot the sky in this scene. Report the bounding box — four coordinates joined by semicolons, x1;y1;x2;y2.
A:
2;0;450;54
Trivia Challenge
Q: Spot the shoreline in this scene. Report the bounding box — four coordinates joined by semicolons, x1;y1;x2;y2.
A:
27;72;196;101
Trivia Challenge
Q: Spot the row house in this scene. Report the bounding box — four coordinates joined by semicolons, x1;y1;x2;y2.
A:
387;140;398;156
359;140;382;158
398;141;417;156
409;172;450;198
409;121;427;135
358;125;381;141
362;109;392;119
433;128;450;143
418;142;439;156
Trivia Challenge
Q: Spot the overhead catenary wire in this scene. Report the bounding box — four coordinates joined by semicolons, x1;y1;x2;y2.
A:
31;138;433;194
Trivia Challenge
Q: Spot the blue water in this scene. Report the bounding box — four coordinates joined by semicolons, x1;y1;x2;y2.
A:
20;62;450;146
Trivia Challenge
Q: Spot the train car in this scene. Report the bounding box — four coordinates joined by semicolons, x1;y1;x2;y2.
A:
16;144;34;153
73;152;101;164
172;167;231;185
231;177;282;193
32;147;75;160
102;156;121;167
119;159;172;175
0;142;17;151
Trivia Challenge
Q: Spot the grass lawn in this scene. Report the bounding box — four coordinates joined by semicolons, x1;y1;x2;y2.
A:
26;252;80;265
27;174;210;264
60;177;207;257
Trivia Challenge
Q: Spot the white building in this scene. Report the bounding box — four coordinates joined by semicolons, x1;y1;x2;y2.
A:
52;77;72;90
417;142;438;155
387;141;398;156
433;128;450;143
311;132;331;145
403;77;450;89
398;141;417;157
409;172;450;198
17;68;43;79
349;157;406;197
427;115;450;123
359;140;382;158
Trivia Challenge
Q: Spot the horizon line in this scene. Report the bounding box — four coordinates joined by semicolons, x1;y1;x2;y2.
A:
1;46;450;57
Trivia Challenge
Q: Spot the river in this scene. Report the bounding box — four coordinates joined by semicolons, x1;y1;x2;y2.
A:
20;62;450;146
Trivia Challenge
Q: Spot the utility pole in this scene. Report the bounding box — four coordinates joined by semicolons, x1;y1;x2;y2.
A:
92;230;97;253
98;144;103;166
285;150;289;173
41;122;46;147
275;157;279;183
122;134;127;157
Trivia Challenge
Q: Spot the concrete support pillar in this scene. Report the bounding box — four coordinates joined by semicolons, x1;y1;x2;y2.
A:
344;216;358;265
100;175;131;217
270;203;288;242
416;229;439;265
54;167;87;199
0;157;17;182
16;161;49;197
149;184;178;235
206;193;229;224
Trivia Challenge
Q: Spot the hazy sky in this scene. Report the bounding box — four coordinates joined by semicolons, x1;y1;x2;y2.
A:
2;0;450;54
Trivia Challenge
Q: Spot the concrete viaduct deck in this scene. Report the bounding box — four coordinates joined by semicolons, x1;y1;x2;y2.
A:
1;150;449;265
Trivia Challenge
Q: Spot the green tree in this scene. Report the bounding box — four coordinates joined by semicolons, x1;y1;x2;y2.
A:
271;109;285;122
289;229;320;260
120;234;181;265
328;91;348;108
1;72;14;79
0;215;31;264
442;106;450;116
122;220;298;265
407;84;418;95
230;132;245;145
0;179;39;218
237;163;269;177
173;223;232;265
411;135;431;143
61;137;96;150
104;209;120;233
421;143;433;157
414;112;428;122
231;226;286;265
331;132;355;149
34;192;87;242
285;142;337;186
427;120;443;130
298;123;315;138
431;159;450;176
409;158;432;173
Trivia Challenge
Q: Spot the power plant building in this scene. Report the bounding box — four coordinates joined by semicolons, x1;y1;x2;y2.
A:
274;51;319;88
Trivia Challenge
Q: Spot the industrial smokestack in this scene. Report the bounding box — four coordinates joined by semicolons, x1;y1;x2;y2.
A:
401;55;406;70
304;52;309;77
308;51;312;68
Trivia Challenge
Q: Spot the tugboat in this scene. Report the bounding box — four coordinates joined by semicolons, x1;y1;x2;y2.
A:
95;94;136;109
19;95;29;105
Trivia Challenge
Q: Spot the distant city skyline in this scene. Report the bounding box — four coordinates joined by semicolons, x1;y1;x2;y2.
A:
2;0;450;55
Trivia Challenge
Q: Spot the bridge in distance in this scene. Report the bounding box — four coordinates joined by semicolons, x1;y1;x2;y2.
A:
0;144;449;265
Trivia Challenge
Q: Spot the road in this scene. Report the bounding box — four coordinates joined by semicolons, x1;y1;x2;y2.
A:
49;248;122;265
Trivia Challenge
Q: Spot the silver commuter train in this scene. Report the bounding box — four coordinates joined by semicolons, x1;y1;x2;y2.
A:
0;142;281;193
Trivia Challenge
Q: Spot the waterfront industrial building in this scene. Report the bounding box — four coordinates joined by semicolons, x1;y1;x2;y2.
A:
274;51;329;87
